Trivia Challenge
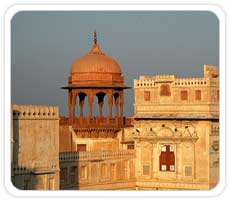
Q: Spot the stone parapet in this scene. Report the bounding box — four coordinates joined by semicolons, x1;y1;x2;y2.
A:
136;181;210;190
60;150;135;162
59;116;133;128
134;74;217;88
134;65;218;89
173;77;209;87
12;105;59;119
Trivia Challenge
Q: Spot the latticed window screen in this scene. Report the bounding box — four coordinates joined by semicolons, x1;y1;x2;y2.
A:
159;145;175;172
70;166;77;184
185;166;192;176
23;180;30;190
60;168;68;184
143;164;150;175
212;140;219;151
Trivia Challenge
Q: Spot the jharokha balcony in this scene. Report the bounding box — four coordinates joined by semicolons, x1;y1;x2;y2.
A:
59;116;133;128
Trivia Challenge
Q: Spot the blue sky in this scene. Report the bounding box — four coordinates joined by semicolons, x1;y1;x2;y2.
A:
11;11;219;116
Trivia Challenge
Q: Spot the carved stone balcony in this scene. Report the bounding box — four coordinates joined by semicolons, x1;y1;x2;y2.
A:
59;116;133;128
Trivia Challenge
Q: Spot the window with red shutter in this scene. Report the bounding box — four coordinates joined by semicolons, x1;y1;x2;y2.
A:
144;91;150;101
181;90;188;100
195;90;201;100
159;145;175;172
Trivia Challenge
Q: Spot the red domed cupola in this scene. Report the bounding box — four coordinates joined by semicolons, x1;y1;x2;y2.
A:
65;31;126;88
62;31;129;128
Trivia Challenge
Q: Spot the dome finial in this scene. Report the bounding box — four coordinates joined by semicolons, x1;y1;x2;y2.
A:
94;30;97;45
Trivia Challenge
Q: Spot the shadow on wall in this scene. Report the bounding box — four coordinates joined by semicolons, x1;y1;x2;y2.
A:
59;154;80;190
59;150;136;190
11;110;59;190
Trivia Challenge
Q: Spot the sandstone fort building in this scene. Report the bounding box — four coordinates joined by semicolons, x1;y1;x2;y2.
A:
11;32;219;190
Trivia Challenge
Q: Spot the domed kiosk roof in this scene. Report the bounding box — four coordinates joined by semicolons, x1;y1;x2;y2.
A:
70;38;122;75
62;31;129;89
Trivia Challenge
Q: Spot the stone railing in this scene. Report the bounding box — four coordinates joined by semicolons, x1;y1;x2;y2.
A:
59;116;133;128
59;150;135;162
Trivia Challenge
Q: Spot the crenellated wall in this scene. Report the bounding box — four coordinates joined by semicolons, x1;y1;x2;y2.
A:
12;105;59;119
134;65;219;118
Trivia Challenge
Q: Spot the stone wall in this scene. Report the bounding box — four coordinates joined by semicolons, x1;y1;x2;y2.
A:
129;65;219;190
59;150;136;190
11;105;60;190
134;65;219;118
209;121;219;188
59;125;120;152
126;119;214;190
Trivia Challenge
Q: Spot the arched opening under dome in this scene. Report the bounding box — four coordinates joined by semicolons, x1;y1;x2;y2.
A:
96;92;107;118
78;92;87;117
113;92;120;118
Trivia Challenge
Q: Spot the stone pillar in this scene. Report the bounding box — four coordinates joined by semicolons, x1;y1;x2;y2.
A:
79;100;84;117
176;142;183;180
99;101;104;118
108;92;113;118
88;93;94;118
119;92;124;121
97;92;105;118
115;96;119;118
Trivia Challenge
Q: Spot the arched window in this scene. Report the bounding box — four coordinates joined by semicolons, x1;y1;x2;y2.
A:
159;145;175;171
160;84;171;96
